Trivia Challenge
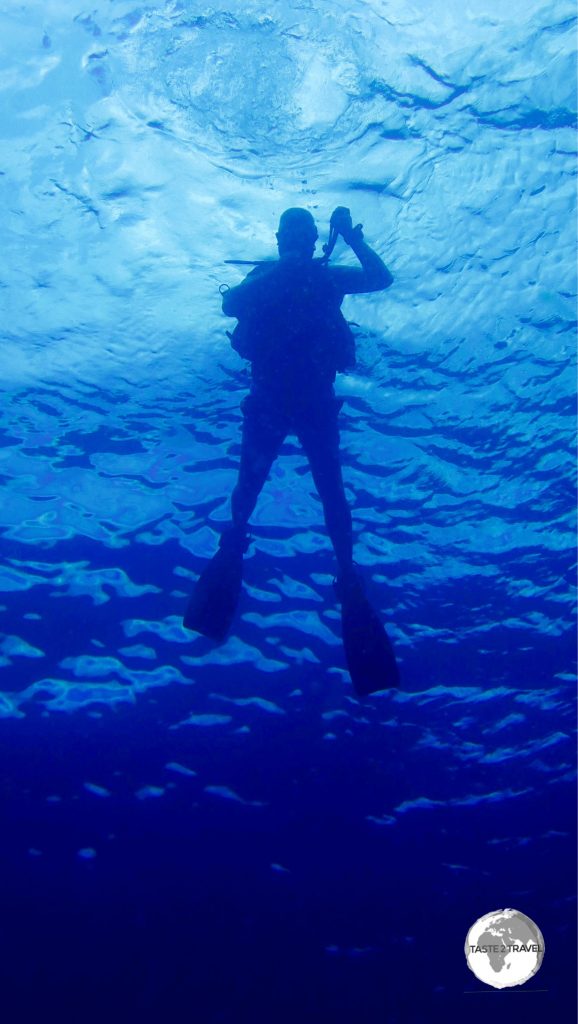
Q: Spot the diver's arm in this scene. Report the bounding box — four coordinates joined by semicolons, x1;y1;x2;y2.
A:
330;231;393;294
326;207;393;294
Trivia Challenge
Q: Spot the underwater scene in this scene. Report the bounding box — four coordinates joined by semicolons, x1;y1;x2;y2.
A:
0;1;576;1021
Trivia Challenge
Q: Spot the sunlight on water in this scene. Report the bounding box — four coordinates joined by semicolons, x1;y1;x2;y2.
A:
0;0;575;850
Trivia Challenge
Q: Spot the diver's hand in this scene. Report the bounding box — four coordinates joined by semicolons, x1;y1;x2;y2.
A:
330;206;364;246
330;206;353;237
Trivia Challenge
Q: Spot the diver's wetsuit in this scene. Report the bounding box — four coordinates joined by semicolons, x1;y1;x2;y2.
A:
224;257;362;572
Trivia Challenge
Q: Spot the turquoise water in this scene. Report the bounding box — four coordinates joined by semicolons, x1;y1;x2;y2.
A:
0;2;576;1021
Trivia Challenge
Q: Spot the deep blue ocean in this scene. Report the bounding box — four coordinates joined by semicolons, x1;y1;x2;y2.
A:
0;2;576;1022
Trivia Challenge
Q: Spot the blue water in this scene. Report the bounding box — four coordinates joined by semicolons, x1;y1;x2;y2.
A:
0;1;576;1021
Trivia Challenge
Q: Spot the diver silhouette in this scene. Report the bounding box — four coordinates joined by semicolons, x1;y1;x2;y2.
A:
185;207;400;695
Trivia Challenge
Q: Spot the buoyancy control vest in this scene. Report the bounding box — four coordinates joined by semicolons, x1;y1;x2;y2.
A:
228;260;356;395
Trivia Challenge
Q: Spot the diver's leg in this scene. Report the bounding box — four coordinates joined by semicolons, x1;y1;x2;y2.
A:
230;396;286;536
297;402;354;575
298;402;400;696
184;399;286;641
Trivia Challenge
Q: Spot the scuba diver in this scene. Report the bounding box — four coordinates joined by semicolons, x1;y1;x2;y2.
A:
184;206;400;695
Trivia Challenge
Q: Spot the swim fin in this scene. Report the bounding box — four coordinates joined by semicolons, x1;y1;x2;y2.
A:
335;572;400;696
183;530;249;643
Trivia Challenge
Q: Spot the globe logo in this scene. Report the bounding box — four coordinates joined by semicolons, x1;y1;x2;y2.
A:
465;908;545;989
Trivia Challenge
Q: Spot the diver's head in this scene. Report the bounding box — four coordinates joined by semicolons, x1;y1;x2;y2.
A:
276;208;318;259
